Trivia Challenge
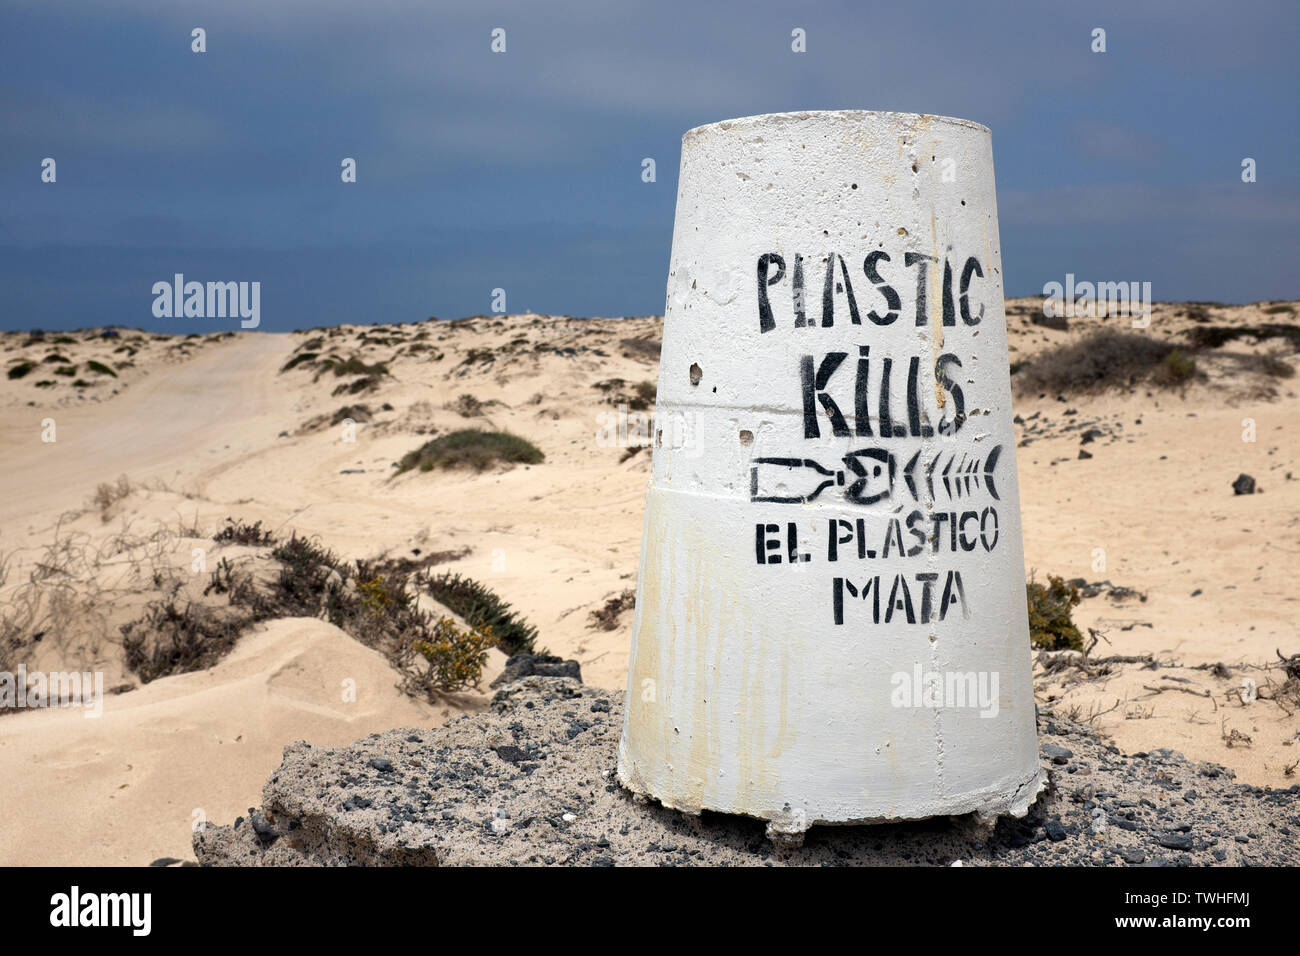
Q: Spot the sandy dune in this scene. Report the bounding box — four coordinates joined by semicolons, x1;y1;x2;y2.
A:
1;302;1298;864
1;334;288;532
0;618;447;866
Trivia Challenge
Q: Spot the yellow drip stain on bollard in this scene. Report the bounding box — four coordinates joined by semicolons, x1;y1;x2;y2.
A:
929;206;947;408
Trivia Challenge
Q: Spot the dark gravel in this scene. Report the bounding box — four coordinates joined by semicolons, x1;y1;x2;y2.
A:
194;677;1300;867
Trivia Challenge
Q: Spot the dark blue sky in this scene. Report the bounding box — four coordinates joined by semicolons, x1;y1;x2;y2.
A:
2;0;1297;333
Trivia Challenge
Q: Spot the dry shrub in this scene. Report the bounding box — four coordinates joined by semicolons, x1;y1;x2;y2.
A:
209;534;506;696
2;518;199;688
120;599;251;683
93;475;133;520
397;429;543;473
1027;574;1084;651
588;589;635;630
1149;349;1197;386
422;571;538;653
212;519;275;547
620;337;661;362
1185;323;1300;350
332;375;382;396
1014;330;1185;394
280;351;319;372
330;404;372;425
411;618;497;693
450;394;485;417
596;379;656;411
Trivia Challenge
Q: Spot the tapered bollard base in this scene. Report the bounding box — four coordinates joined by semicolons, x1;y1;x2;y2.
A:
618;111;1044;833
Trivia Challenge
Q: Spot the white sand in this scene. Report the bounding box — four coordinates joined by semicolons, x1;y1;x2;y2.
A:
1;303;1297;864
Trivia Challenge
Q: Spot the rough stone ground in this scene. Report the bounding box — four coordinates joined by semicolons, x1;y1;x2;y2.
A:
194;676;1300;867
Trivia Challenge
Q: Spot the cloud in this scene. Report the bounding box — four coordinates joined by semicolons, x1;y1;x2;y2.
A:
999;180;1300;227
1068;121;1164;165
0;91;226;156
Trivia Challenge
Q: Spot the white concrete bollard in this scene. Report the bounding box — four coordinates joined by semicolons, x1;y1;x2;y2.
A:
618;111;1043;842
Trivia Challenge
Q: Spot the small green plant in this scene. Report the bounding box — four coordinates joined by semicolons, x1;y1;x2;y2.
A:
357;575;396;617
115;525;534;702
331;375;381;396
404;342;443;359
630;380;657;410
412;618;498;692
7;361;36;380
54;365;77;377
205;557;242;598
423;571;538;653
121;599;250;683
270;534;348;617
86;359;118;378
397;429;543;473
326;356;388;378
280;351;319;372
1026;575;1084;651
330;404;372;425
1151;349;1197;386
212;519;275;547
451;393;485;417
589;589;636;630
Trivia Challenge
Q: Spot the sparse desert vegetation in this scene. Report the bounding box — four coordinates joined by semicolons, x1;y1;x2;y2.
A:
589;588;635;630
4;302;1299;866
595;378;656;410
280;351;319;372
449;393;486;417
396;428;544;473
1026;574;1084;651
121;598;251;684
320;355;389;380
411;617;499;693
92;475;133;521
423;571;539;653
620;336;661;362
117;528;509;696
0;326;226;406
1013;330;1192;394
212;518;276;547
1010;304;1297;400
